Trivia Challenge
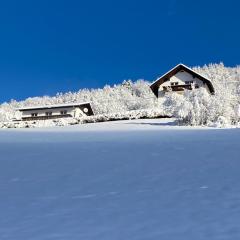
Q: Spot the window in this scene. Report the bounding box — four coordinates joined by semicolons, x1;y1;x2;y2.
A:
171;82;179;86
45;112;52;116
60;110;67;115
185;81;193;85
31;113;38;117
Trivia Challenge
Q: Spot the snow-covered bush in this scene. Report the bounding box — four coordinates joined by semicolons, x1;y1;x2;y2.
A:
167;89;214;125
0;102;21;122
164;87;237;126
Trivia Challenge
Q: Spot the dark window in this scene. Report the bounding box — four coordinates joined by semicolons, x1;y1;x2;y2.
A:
171;82;179;86
45;112;52;116
31;113;38;117
60;110;67;115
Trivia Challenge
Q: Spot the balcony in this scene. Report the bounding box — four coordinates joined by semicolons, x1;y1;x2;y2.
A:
163;84;199;92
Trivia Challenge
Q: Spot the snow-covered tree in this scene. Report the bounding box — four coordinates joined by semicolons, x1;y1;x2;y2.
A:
0;63;240;127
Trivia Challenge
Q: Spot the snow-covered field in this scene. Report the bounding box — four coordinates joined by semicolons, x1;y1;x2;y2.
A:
0;119;240;240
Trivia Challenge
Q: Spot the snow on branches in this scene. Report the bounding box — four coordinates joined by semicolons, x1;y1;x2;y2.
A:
0;63;240;127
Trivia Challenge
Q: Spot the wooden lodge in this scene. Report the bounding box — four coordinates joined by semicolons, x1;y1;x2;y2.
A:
18;102;94;121
150;64;215;97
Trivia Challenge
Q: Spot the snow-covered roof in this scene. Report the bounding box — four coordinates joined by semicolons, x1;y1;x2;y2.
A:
151;63;212;86
17;102;91;111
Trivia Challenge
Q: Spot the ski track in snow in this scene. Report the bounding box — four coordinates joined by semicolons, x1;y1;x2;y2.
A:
0;119;240;240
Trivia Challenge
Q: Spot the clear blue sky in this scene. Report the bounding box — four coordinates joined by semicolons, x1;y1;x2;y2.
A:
0;0;239;102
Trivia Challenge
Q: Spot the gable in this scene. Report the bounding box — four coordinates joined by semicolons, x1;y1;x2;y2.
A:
150;64;215;97
172;71;195;82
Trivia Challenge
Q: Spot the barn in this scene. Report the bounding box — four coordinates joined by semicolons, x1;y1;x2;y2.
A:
150;64;215;97
18;102;94;121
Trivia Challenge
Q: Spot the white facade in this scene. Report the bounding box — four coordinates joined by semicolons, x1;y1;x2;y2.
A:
18;102;93;121
73;107;89;118
159;70;207;92
21;107;88;119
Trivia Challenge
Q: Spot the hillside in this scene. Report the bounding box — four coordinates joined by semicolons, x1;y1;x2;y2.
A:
0;119;240;239
0;63;240;127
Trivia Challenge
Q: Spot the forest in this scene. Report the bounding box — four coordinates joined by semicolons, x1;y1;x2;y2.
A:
0;63;239;127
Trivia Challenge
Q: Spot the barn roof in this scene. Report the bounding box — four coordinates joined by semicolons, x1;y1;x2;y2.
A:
150;64;215;97
18;102;92;112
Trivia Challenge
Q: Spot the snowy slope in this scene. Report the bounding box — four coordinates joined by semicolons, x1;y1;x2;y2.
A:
0;119;240;240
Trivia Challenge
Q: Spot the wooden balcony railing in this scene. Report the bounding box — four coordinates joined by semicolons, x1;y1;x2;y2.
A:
163;84;199;92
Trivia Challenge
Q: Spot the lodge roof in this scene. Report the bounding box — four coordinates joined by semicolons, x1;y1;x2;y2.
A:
150;64;215;97
17;102;91;112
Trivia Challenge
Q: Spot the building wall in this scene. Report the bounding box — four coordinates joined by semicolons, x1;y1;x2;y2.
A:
159;71;208;92
73;107;88;118
21;107;75;118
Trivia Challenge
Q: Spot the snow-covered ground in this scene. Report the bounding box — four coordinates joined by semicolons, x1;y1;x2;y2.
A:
0;119;240;240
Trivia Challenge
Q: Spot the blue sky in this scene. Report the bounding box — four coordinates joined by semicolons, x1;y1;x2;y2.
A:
0;0;239;102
